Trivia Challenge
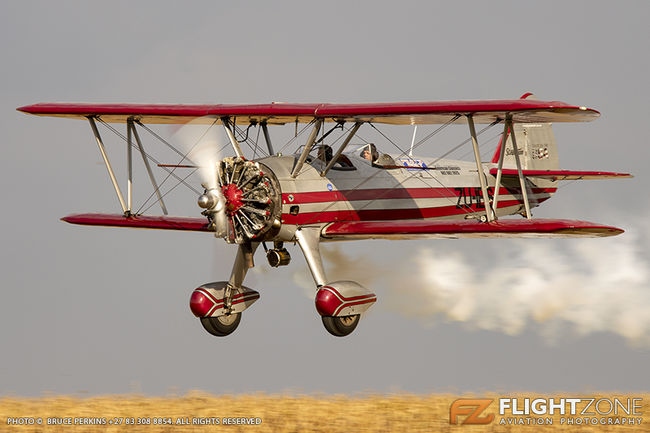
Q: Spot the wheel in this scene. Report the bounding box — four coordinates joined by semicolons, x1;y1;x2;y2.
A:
322;315;360;337
200;313;242;337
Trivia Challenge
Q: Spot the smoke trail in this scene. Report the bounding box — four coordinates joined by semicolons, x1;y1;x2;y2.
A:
292;225;650;347
290;243;381;301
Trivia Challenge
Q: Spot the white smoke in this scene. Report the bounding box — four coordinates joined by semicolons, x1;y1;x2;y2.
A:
292;224;650;347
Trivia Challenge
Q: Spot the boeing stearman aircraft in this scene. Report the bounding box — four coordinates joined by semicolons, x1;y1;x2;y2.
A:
18;93;631;337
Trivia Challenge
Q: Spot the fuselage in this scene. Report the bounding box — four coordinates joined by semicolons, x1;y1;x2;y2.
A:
259;152;557;242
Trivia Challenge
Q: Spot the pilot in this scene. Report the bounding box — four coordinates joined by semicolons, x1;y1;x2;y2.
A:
318;144;333;163
360;143;379;163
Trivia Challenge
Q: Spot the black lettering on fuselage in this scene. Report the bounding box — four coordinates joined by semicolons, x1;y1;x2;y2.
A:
455;187;494;210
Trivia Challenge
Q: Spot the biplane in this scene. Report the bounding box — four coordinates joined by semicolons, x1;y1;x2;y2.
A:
18;93;631;337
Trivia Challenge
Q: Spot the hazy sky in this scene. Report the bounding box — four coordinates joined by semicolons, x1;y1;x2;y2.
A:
1;1;649;396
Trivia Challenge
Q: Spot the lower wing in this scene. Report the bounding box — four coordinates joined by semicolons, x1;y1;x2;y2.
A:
61;214;623;240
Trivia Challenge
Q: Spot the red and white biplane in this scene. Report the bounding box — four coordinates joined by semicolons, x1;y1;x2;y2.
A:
18;93;631;337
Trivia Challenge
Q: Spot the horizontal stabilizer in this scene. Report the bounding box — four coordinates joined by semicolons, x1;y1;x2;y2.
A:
61;213;211;232
322;218;623;240
489;168;632;180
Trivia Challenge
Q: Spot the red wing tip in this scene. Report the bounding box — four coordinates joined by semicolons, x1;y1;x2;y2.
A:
17;103;57;115
60;215;80;223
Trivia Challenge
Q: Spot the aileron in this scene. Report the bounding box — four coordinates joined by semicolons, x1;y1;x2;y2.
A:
322;219;624;240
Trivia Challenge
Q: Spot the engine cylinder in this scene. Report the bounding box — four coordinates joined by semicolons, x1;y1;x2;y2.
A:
201;157;281;244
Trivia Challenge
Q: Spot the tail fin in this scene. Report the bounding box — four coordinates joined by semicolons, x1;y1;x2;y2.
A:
491;93;559;170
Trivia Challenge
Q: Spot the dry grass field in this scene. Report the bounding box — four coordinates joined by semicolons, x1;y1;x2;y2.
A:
1;393;648;432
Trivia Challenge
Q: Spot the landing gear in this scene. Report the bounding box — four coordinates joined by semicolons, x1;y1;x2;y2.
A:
191;243;260;338
294;227;376;337
322;315;360;337
200;313;242;337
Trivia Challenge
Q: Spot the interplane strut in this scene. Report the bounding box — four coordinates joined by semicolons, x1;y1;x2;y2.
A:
467;115;495;222
492;115;510;214
88;117;128;214
128;120;168;215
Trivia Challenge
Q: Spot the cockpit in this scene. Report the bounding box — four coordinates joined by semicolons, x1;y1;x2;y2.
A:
316;144;356;170
357;143;396;168
300;143;396;171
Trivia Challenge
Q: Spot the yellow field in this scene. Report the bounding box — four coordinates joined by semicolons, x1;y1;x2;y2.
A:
1;393;648;432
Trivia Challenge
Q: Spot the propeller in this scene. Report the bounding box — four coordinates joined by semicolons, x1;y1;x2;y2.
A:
171;118;281;244
172;118;229;238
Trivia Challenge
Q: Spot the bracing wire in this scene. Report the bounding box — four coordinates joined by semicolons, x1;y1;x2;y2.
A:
135;118;218;214
300;116;498;225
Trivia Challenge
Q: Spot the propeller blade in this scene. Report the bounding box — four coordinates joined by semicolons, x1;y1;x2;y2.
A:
172;117;231;237
172;117;226;189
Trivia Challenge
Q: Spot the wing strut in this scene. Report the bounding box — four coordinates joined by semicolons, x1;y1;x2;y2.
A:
291;119;323;178
492;115;510;214
508;117;532;219
221;117;244;158
261;122;275;156
321;121;363;177
128;120;168;215
127;117;133;213
467;115;495;222
88;117;128;215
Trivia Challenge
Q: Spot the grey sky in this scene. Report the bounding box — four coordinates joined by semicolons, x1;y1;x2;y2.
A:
1;1;649;396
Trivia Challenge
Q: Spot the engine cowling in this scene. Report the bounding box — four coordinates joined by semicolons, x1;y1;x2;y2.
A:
315;281;377;317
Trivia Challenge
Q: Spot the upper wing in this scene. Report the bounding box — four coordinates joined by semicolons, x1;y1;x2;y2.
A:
17;98;599;125
322;219;623;240
489;168;632;180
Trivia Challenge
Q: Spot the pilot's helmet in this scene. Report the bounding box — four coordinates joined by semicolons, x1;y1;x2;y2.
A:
360;143;378;161
318;145;333;162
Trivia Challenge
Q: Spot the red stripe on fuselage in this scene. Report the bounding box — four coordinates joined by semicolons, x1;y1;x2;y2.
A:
281;198;548;225
282;187;556;204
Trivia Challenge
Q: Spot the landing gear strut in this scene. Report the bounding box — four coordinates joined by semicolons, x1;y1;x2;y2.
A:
295;227;376;337
191;243;260;337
